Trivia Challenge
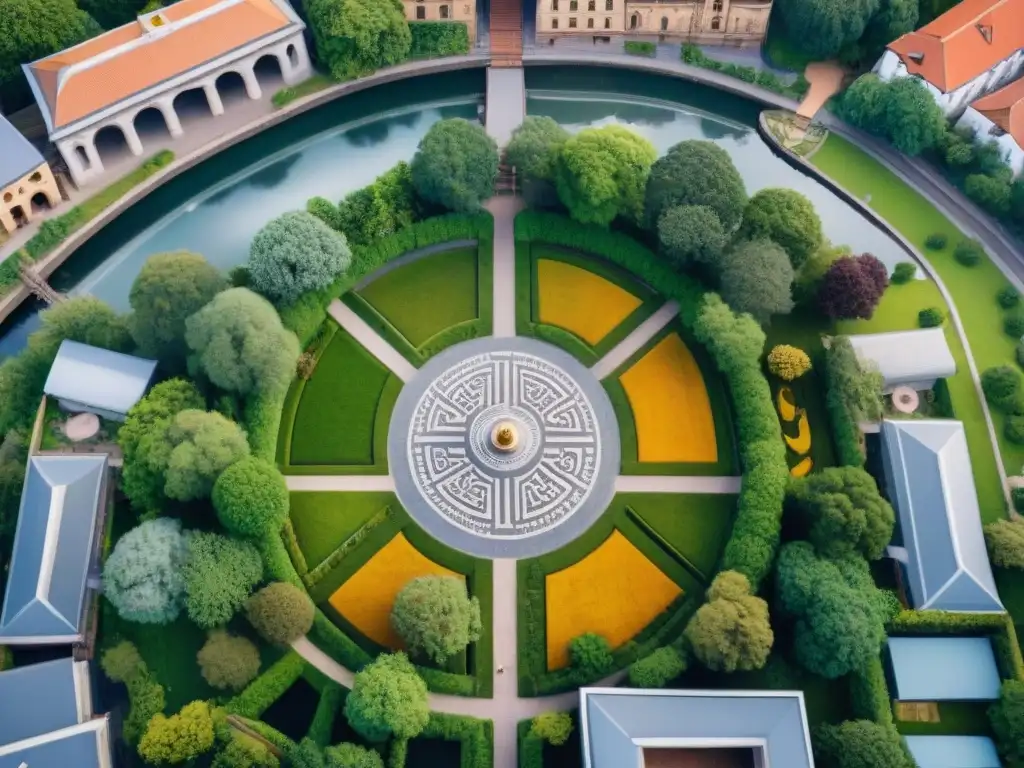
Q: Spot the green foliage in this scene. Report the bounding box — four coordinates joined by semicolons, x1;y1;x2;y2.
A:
198;630;261;691
183;532;263;629
128;251;228;370
684;571;773;673
925;232;947;250
1000;286;1021;309
841;74;945;155
1014;487;1024;513
529;712;573;746
408;21;469;56
334;162;417;246
890;262;916;284
644;139;747;230
103;518;189;624
245;582;315;646
101;640;145;683
1006;314;1024;339
569;633;614;682
506;116;569;185
774;0;879;57
285;738;326;768
657;205;727;268
982;365;1023;412
918;306;944;327
418;713;492;768
186;288;300;397
139;700;216;765
305;0;410;80
213;458;289;538
793;241;848;306
966;173;1013;216
390;575;482;665
554;125;657;226
627;645;688;688
991;680;1024;767
986;519;1024;569
625;40;656;56
814;720;915;768
858;0;918;62
78;0;149;29
249;211;352;306
680;43;810;99
227;652;306;720
411;118;499;212
718;239;795;324
787;466;895;560
325;743;384;768
126;673;167;746
213;734;280;768
767;345;812;381
954;238;985;267
344;653;429;742
738;188;822;269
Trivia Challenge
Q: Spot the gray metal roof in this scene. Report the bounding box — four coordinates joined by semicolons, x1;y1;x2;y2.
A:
0;114;44;190
847;328;956;387
579;688;814;768
0;721;109;768
882;419;1003;612
905;736;1002;768
43;340;157;417
0;455;107;643
889;637;1001;701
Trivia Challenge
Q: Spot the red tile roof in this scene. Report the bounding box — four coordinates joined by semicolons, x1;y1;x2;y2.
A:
971;77;1024;148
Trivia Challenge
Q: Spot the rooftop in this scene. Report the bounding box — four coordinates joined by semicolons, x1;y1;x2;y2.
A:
904;736;1002;768
887;0;1024;93
846;328;956;389
0;114;45;190
43;339;157;418
971;76;1024;147
888;636;1002;701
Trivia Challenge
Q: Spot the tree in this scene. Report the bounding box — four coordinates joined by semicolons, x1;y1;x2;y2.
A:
197;630;261;691
569;633;614;681
882;76;947;156
644;140;747;229
718;239;795;324
966;173;1013;217
530;712;573;746
775;0;879;58
138;701;216;765
982;365;1023;412
990;680;1024;767
101;641;145;683
856;0;917;63
787;467;895;560
246;582;315;646
183;532;263;629
324;743;384;768
305;0;410;80
628;646;687;688
692;294;766;377
738;188;823;270
410;118;499;212
128;251;228;370
657;205;727;268
249;211;351;306
213;735;279;768
986;519;1024;570
838;74;888;132
390;576;482;665
684;571;773;673
77;0;149;28
286;739;326;768
334;161;417;246
344;653;429;742
767;345;811;381
774;542;888;679
506;116;570;184
185;288;300;397
814;720;915;768
817;254;889;320
213;458;289;538
554;125;657;226
103;518;190;624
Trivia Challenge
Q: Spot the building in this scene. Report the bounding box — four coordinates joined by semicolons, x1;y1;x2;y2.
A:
880;419;1003;613
0;454;109;646
905;736;1002;768
874;0;1024;118
957;76;1024;177
402;0;476;42
887;636;1002;702
0;114;62;236
43;340;158;422
536;0;772;47
846;328;956;394
579;687;814;768
0;658;112;767
22;0;311;187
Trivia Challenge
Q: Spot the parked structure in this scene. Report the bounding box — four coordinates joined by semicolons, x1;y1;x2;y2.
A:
22;0;311;187
887;636;1002;702
579;687;814;768
0;454;109;646
402;0;477;41
846;328;956;394
0;114;62;236
874;0;1024;118
880;419;1003;613
905;736;1002;768
44;340;158;422
535;0;773;47
957;76;1024;177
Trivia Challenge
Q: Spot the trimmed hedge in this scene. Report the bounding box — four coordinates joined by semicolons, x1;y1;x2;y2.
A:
517;719;544;768
281;520;309;578
409;22;470;57
419;712;493;768
848;655;894;727
890;610;1024;682
245;388;286;461
235;716;297;753
310;611;373;672
307;682;344;746
226;651;307;719
625;41;656;57
303;507;393;588
680;43;809;99
823;337;878;467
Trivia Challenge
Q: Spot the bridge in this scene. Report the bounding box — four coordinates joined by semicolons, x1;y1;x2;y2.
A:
18;264;65;305
485;0;526;146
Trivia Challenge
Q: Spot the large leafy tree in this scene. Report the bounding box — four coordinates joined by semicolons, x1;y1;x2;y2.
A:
814;720;915;768
246;582;315;646
657;205;727;269
248;211;351;306
817;254;889;320
185;288;300;397
334;161;417;246
410;119;499;212
684;571;773;672
775;0;879;58
390;576;482;665
718;239;795;325
788;467;895;560
128;251;227;370
880;76;947;156
555;125;657;226
506;116;569;207
860;0;918;61
344;653;429;742
138;701;216;765
212;457;289;538
213;736;279;768
77;0;149;29
644;140;747;230
103;518;190;624
183;532;264;629
738;188;823;270
305;0;410;80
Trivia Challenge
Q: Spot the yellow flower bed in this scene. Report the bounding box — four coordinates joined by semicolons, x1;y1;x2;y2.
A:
545;530;682;669
537;259;642;345
329;533;461;649
620;333;717;463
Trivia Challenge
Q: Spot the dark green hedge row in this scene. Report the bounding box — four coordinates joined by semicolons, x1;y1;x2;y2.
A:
822;338;874;467
227;652;307;719
409;22;470;57
848;655;894;727
680;43;810;100
281;519;309;578
307;683;344;746
245;387;286;461
517;720;544;768
303;507;393;588
310;611;374;672
388;737;408;768
234;716;297;753
890;610;1024;682
420;712;494;768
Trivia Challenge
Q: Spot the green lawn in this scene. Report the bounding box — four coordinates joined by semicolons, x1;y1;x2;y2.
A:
813;134;1009;521
290;329;391;466
357;248;479;347
289;491;394;569
896;702;993;737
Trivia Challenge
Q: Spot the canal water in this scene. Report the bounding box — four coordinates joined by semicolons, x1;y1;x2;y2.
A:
0;65;906;358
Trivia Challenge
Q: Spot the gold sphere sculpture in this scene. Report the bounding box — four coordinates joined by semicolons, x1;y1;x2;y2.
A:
491;421;518;452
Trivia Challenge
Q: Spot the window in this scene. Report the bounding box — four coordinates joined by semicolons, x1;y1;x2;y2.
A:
552;0;558;11
605;0;613;9
588;0;595;10
712;0;722;10
587;17;594;26
28;172;42;183
569;16;577;26
416;5;425;17
2;192;11;203
711;15;720;29
604;16;610;27
552;17;558;27
630;12;639;28
660;15;668;30
440;4;450;18
570;0;577;10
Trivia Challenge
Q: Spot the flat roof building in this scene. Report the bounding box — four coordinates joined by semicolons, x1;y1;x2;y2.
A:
888;636;1002;701
44;339;157;421
905;736;1002;768
846;328;956;394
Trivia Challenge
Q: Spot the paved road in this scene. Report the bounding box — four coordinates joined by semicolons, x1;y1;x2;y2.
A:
328;299;418;382
591;300;679;380
486;196;524;337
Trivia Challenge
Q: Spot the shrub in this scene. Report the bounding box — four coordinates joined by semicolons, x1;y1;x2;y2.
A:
1006;314;1024;339
529;712;573;746
246;582;315;646
815;720;915;768
624;40;656;56
569;633;614;682
228;652;306;720
183;532;264;629
924;232;947;250
954;238;984;266
818;254;889;320
505;116;569;186
335;162;417;247
657;205;727;268
305;0;410;80
1007;416;1024;445
1001;286;1022;309
1014;487;1024;513
990;680;1024;767
718;239;795;324
684;571;773;673
344;653;429;743
918;306;944;327
411;118;499;212
986;519;1024;569
738;188;823;269
644;139;747;229
408;21;469;57
767;345;811;381
139;701;216;765
101;640;145;683
982;365;1023;412
103;517;189;624
390;576;482;665
890;261;916;284
125;674;167;746
325;742;384;768
213;735;280;768
198;630;261;691
212;458;289;538
627;646;687;688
